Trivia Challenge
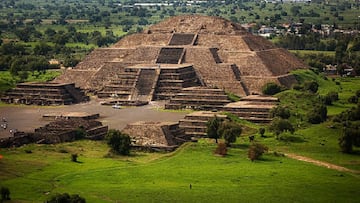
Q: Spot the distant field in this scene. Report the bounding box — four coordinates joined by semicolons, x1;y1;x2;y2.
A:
0;140;359;202
289;50;336;57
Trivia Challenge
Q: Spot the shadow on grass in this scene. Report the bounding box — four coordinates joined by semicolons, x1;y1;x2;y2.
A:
279;135;307;143
230;143;250;149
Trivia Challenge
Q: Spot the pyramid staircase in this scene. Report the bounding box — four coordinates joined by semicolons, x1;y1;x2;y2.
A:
179;111;227;138
154;65;201;100
223;95;278;123
165;87;232;110
97;68;139;99
1;83;89;105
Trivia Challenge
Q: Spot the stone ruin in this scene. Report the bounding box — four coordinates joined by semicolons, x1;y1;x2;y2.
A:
0;113;108;148
122;121;189;151
1;82;89;105
54;15;306;104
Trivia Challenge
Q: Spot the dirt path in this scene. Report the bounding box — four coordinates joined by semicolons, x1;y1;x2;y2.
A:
285;153;360;175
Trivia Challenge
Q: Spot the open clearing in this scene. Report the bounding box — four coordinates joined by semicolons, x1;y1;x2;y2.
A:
0;140;359;203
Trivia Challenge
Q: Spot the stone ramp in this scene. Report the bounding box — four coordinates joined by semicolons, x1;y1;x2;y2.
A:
154;65;201;100
133;69;159;101
156;47;184;64
169;33;196;46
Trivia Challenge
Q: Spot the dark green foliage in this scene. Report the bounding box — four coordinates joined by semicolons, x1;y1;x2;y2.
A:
339;123;360;154
269;118;295;139
262;82;282;95
259;128;265;137
308;105;327;124
218;121;242;147
46;193;86;203
206;116;223;143
303;81;319;93
1;187;10;201
334;104;360;122
71;154;78;162
214;142;227;156
270;106;291;119
323;91;339;105
106;129;131;155
248;142;268;161
348;95;358;104
74;127;86;140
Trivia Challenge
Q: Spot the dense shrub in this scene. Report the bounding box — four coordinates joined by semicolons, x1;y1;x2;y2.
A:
214;142;227;156
259;128;265;137
323;91;339;105
1;187;10;201
46;193;86;203
269;118;295;139
303;81;319;93
106;129;131;155
348;95;358;104
219;121;242;147
270;106;291;119
262;82;282;95
308;104;327;124
71;153;78;162
339;123;360;154
248;142;268;161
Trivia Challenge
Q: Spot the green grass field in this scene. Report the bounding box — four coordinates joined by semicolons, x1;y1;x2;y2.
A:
0;140;359;203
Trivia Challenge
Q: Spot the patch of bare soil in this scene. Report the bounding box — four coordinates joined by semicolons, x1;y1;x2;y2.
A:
286;153;360;175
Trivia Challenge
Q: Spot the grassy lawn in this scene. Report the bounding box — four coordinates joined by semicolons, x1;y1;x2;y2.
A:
0;140;359;203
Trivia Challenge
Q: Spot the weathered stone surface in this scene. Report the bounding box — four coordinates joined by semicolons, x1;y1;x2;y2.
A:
55;15;306;98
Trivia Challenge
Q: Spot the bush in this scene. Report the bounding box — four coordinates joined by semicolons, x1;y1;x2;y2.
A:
46;193;85;203
308;105;327;124
348;95;358;104
339;123;360;154
304;81;319;93
259;128;265;137
1;187;10;201
262;82;282;95
71;153;78;162
270;106;291;119
106;129;131;155
323;91;339;105
214;142;227;156
218;121;242;147
248;142;268;161
269;118;295;139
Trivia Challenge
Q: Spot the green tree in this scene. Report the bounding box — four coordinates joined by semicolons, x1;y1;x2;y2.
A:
339;123;360;154
218;121;242;147
304;81;319;93
206;116;223;143
271;106;291;119
106;129;131;155
269;118;295;139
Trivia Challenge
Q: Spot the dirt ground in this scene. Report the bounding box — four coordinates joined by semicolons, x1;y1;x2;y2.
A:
0;99;187;139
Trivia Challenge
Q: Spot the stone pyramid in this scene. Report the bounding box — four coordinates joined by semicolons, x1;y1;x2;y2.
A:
54;15;306;98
